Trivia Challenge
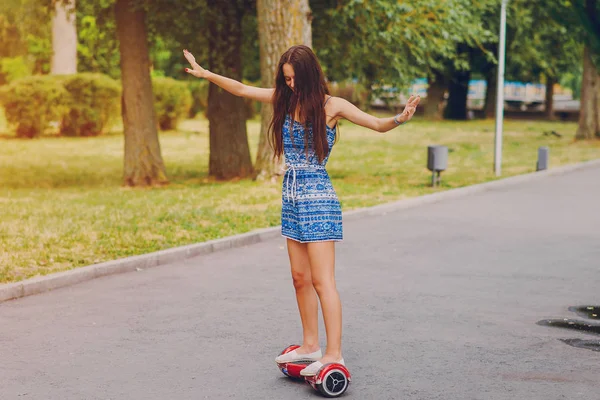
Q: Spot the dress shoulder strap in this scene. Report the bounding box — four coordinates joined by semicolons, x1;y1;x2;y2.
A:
324;96;333;108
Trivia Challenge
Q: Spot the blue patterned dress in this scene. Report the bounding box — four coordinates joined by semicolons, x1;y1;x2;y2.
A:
281;114;343;242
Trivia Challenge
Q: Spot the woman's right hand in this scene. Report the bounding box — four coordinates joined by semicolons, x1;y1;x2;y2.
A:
183;49;208;78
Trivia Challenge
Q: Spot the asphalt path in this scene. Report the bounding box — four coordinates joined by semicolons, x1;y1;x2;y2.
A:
1;165;599;400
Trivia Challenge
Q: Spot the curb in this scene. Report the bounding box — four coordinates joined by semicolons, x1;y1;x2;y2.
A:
2;158;599;303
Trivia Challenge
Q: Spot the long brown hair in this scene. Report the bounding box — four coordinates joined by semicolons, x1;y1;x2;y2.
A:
268;45;332;163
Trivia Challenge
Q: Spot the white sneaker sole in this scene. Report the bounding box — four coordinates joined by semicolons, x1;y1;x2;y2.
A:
275;349;322;364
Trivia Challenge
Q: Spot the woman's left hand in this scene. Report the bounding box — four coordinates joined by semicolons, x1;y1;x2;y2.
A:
400;95;420;123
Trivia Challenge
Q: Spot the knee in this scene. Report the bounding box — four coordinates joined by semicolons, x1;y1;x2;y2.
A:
291;270;312;290
311;276;335;295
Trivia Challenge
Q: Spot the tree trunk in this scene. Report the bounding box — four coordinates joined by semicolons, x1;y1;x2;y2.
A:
444;69;471;120
51;0;77;75
544;75;556;120
115;0;168;186
576;46;600;140
444;45;471;120
206;0;253;180
254;0;312;180
424;70;446;120
484;67;497;119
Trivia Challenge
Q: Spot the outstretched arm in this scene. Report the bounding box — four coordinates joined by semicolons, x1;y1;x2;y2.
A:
333;94;420;133
183;49;274;104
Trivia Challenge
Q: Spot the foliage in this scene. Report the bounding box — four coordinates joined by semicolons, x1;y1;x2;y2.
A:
504;0;583;83
152;76;193;130
76;0;121;79
0;56;34;83
0;75;67;137
142;1;259;81
144;2;209;81
560;67;583;99
313;0;495;97
0;0;52;80
241;12;261;82
569;0;600;54
60;72;121;137
558;0;600;79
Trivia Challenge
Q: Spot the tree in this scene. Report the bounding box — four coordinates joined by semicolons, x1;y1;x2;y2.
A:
115;0;167;186
313;0;494;112
254;0;313;180
51;0;77;74
570;0;600;140
545;0;600;138
578;46;600;139
499;0;582;120
440;0;580;121
203;0;254;180
441;0;497;120
135;1;258;180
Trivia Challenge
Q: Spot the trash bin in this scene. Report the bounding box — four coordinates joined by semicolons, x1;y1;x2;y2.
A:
427;145;448;186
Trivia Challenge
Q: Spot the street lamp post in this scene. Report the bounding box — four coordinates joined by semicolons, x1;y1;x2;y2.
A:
494;0;508;176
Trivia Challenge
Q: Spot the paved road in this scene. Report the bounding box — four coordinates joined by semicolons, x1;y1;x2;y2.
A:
1;166;599;400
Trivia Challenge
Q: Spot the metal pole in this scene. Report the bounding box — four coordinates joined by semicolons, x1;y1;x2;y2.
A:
494;0;508;176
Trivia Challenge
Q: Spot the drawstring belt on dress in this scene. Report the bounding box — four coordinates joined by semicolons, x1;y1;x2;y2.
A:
283;163;325;206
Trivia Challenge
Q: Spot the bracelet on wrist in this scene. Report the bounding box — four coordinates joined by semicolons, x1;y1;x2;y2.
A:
393;113;405;126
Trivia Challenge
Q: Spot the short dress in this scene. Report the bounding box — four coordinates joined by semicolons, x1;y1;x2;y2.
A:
281;114;343;242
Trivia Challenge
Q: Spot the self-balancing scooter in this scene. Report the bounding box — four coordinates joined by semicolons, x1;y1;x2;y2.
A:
276;345;351;398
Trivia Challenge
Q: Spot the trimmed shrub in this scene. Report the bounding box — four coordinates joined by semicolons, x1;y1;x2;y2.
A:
60;73;121;137
153;77;192;130
0;75;67;138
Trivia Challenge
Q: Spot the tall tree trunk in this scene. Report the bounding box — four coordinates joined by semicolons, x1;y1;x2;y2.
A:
115;0;168;186
544;75;556;120
424;70;447;120
254;0;312;180
206;0;253;180
576;46;600;140
51;0;77;75
484;66;497;119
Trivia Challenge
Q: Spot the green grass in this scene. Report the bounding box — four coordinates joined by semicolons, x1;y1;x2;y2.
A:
1;112;598;283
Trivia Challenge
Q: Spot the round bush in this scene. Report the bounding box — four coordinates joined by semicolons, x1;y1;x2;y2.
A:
60;73;121;137
0;75;67;138
152;77;192;130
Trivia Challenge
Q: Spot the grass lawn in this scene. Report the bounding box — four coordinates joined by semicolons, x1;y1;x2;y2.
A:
1;110;598;283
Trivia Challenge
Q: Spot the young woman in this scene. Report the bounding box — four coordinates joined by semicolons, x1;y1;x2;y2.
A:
183;45;419;376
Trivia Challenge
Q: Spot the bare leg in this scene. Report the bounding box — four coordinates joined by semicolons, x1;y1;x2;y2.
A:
286;238;320;353
307;241;342;363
